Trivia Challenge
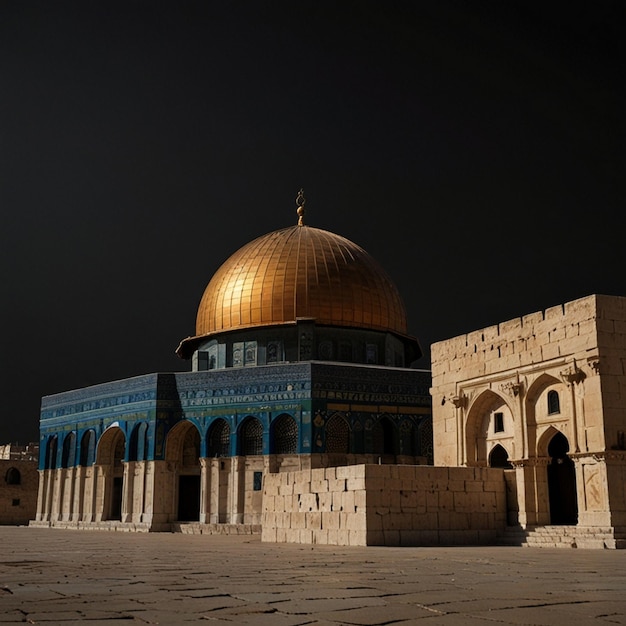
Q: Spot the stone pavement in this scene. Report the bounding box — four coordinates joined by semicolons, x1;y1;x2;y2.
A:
0;526;625;625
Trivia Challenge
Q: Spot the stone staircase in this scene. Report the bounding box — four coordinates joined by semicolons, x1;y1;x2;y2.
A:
497;525;626;549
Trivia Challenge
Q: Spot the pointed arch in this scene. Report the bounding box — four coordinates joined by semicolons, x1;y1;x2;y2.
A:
372;415;396;456
489;443;513;468
239;417;263;456
526;374;566;458
61;432;77;468
207;419;230;457
547;389;561;415
325;413;350;453
129;422;149;462
165;421;202;522
465;389;512;466
96;426;126;466
165;420;201;465
5;467;21;485
418;416;433;463
95;426;126;521
270;414;298;454
79;429;96;466
45;435;58;470
546;430;578;525
399;419;416;456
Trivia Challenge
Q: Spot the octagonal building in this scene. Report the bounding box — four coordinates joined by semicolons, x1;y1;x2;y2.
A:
35;192;432;530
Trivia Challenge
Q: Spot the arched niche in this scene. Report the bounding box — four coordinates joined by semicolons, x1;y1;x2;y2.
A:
465;389;514;466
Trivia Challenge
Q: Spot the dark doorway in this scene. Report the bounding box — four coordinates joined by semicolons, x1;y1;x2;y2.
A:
373;417;396;456
178;475;201;521
110;476;123;520
547;432;578;525
489;444;513;468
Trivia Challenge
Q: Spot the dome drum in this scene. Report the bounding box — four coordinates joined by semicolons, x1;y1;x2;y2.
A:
180;318;421;370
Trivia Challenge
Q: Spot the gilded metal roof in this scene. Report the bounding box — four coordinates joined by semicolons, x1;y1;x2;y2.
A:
194;224;409;338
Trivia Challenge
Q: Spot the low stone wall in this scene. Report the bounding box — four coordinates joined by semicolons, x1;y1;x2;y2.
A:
262;464;507;546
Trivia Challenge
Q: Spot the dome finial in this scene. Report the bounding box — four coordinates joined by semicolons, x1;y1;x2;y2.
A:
296;188;306;226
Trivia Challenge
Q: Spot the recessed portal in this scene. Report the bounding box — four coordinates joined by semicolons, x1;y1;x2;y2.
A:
547;432;578;525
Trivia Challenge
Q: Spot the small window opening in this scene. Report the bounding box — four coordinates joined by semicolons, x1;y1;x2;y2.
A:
12;498;20;506
253;471;263;491
548;390;560;415
494;412;504;433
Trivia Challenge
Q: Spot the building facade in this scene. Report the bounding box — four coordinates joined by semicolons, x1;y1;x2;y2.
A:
430;294;626;548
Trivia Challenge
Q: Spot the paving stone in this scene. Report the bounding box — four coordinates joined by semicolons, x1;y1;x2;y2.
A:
0;527;624;625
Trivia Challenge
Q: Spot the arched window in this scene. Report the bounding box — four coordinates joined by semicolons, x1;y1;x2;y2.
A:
45;435;58;470
80;430;96;466
372;416;396;455
325;413;350;453
182;426;201;467
61;432;76;468
547;390;560;415
489;444;513;468
271;414;298;454
418;416;433;464
207;419;230;457
399;420;416;456
129;423;149;461
5;467;21;485
239;418;263;456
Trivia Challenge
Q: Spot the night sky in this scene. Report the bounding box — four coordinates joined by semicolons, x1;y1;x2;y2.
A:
1;1;622;444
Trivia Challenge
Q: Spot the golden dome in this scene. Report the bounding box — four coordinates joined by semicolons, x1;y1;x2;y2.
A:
194;224;409;339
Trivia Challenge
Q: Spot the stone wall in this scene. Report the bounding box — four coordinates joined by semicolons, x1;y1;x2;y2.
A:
0;460;38;525
261;464;507;546
428;293;626;545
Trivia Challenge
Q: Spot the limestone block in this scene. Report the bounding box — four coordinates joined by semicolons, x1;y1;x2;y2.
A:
364;464;390;479
425;490;438;510
354;489;366;509
321;511;340;529
306;511;322;529
341;489;355;512
367;511;383;530
349;530;367;546
345;512;367;531
346;477;365;490
376;529;398;546
291;511;306;528
325;479;345;495
398;490;415;513
298;493;317;511
317;491;332;511
366;530;385;545
278;482;294;496
469;512;492;530
438;490;454;510
542;342;561;360
310;479;328;493
335;465;355;479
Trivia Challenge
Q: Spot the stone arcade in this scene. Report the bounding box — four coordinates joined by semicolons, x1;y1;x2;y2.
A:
32;194;626;548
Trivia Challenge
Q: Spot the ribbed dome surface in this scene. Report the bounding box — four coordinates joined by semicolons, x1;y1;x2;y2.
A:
195;225;408;337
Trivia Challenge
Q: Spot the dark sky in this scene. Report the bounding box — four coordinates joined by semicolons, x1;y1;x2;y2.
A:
1;1;623;444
